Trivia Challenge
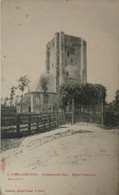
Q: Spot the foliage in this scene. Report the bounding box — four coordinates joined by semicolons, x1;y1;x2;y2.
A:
10;86;17;107
103;89;119;127
104;111;119;127
4;97;9;106
52;100;59;111
57;81;80;108
115;89;119;105
40;75;48;93
18;75;31;94
57;82;107;109
18;75;31;112
106;89;119;112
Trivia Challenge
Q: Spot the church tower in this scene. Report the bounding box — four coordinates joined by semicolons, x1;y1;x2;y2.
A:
46;32;87;93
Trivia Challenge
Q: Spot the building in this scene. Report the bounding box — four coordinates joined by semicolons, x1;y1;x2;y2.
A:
46;32;87;93
17;73;57;113
17;32;87;113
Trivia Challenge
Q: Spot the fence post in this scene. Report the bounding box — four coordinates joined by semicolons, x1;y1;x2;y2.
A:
57;112;58;125
60;112;62;124
101;99;104;125
60;113;62;124
37;114;39;132
49;113;51;128
43;113;46;129
63;112;65;123
62;112;65;124
17;115;20;134
72;98;75;125
28;115;31;134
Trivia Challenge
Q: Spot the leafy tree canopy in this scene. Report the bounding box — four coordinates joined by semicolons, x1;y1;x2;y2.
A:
4;97;9;106
40;75;49;93
18;75;31;92
115;89;119;105
57;82;106;109
107;89;119;112
10;86;17;99
10;86;17;106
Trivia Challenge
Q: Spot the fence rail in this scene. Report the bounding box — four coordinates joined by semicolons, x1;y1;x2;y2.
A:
1;112;65;139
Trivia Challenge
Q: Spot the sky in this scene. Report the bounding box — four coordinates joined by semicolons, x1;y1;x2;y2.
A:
1;0;119;102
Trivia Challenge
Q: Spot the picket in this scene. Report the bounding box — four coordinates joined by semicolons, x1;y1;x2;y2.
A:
1;112;65;138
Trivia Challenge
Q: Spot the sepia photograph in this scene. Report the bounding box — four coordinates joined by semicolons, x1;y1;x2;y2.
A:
0;0;119;195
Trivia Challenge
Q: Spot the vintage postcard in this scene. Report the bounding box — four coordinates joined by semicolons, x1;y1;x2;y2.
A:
0;0;119;195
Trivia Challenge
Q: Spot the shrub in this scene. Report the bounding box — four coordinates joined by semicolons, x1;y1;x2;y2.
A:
104;111;119;127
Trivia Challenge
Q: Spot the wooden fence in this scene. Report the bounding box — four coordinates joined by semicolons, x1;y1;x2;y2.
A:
1;112;65;139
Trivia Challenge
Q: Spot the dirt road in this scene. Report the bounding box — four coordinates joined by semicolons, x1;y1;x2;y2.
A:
0;123;118;195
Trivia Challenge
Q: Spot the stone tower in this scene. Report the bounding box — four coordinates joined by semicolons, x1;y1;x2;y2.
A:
46;32;87;92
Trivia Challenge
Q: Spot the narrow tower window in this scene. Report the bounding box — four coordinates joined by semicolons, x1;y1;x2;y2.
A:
67;51;70;57
71;58;73;63
66;72;69;77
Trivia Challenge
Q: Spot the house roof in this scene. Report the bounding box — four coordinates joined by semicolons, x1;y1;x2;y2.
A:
17;73;56;106
30;73;55;93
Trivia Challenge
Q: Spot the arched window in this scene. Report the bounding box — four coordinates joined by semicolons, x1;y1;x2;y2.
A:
35;96;40;105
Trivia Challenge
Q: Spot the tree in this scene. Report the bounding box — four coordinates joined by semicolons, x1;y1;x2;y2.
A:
4;97;9;107
57;82;107;112
107;89;119;112
1;98;3;105
94;84;106;104
10;86;17;107
18;75;31;112
115;90;119;106
40;75;49;106
103;90;119;127
57;81;81;110
40;75;48;93
80;83;106;113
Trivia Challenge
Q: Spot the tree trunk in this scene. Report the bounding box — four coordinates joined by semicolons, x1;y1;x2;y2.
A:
87;105;89;123
72;98;75;125
21;91;23;113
